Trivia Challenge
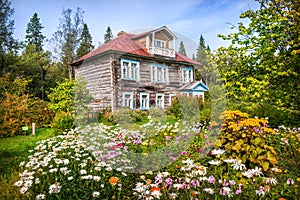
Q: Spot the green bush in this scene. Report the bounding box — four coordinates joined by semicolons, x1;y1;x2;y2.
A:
167;95;211;123
48;79;92;132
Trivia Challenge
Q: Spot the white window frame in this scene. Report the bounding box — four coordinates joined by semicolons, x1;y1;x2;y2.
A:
122;92;134;109
121;58;140;81
169;94;176;105
140;92;149;110
154;39;165;48
151;64;169;83
182;67;193;83
156;93;165;109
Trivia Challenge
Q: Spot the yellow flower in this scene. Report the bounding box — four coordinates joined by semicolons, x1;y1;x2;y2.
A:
109;177;119;186
297;177;300;182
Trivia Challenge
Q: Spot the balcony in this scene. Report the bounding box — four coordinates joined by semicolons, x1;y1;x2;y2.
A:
148;46;175;58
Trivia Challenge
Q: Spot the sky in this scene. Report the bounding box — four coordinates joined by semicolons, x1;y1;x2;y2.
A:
11;0;259;56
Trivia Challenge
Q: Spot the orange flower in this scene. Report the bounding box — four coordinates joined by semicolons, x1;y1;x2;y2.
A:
146;179;152;185
109;176;119;186
278;198;286;200
151;187;161;193
297;177;300;182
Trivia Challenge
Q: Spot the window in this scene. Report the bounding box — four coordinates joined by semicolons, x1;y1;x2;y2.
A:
151;64;169;83
140;92;149;110
154;39;165;48
122;92;134;109
121;59;140;80
156;94;164;109
182;67;193;83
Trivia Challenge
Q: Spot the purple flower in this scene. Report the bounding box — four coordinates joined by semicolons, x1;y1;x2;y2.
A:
204;135;208;139
155;175;162;184
181;151;187;155
165;178;173;186
166;136;171;141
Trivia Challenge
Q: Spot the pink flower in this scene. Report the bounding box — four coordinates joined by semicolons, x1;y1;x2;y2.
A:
235;189;242;195
207;176;215;184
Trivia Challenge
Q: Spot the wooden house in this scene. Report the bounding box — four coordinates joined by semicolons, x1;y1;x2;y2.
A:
72;26;209;111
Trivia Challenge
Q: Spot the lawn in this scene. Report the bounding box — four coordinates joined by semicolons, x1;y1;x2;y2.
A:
0;128;56;199
1;111;300;199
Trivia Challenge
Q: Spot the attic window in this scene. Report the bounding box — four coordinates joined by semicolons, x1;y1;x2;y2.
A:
121;59;140;81
154;39;165;48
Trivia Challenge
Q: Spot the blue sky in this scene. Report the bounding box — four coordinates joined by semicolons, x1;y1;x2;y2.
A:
11;0;259;54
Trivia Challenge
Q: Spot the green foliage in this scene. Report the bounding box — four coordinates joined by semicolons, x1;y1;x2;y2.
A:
48;79;92;132
25;12;45;52
0;75;53;137
0;74;29;99
215;110;278;172
178;41;187;56
0;0;15;54
167;95;211;123
167;96;181;119
227;101;300;127
76;23;94;59
51;7;84;79
104;26;113;44
215;0;300;111
48;79;74;113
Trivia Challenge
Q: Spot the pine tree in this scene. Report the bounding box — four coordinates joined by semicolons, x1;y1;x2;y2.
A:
25;13;45;52
0;0;15;54
24;13;49;99
104;26;113;44
0;0;16;77
76;23;94;59
178;41;187;56
196;35;211;83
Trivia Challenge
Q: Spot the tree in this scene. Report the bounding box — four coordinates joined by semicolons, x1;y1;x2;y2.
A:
195;35;211;83
104;26;113;44
214;0;300;111
196;35;207;66
0;0;17;77
25;13;45;52
0;0;14;54
76;23;94;59
51;7;84;79
178;41;187;56
23;13;50;99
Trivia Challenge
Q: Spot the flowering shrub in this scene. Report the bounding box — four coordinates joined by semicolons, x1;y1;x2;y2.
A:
215;110;278;172
13;111;300;199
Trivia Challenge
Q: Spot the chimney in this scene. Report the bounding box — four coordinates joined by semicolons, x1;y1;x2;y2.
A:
117;31;126;36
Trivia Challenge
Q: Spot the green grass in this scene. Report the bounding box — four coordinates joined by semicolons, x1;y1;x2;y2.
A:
0;128;56;177
0;128;56;199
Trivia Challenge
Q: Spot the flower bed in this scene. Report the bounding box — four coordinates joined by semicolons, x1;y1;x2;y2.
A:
14;111;300;199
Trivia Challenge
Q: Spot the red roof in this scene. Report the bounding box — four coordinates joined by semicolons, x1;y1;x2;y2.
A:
72;31;200;66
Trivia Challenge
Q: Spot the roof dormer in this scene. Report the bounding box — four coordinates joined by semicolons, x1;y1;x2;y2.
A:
133;26;177;58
